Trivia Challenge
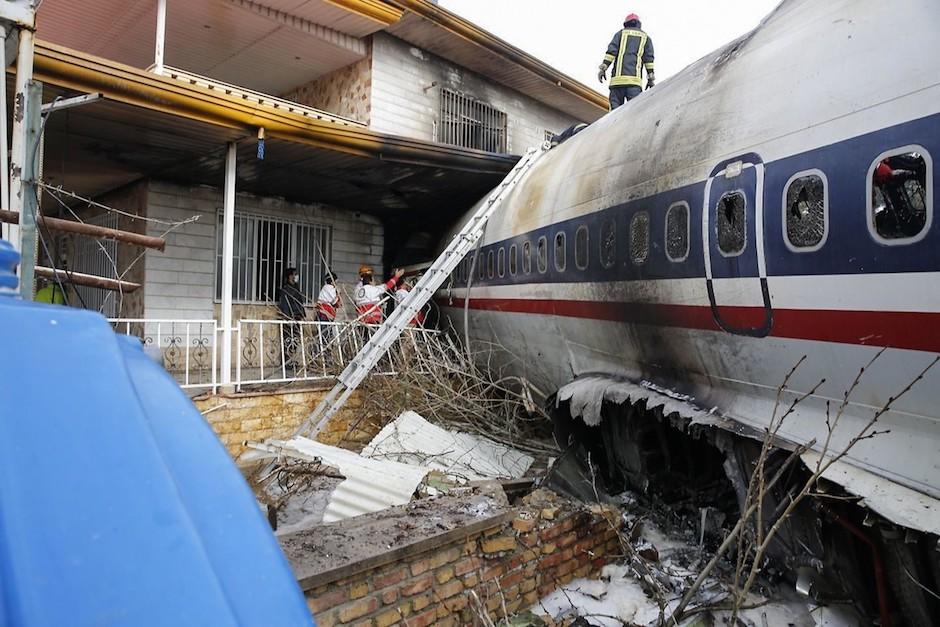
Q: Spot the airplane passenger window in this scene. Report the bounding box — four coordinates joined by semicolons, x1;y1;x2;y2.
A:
487;250;495;278
497;247;505;277
509;244;518;276
869;149;931;242
717;192;746;255
522;241;532;274
600;218;616;268
666;202;690;262
477;252;485;281
554;232;566;272
575;226;589;270
630;212;649;265
784;172;827;250
537;236;548;273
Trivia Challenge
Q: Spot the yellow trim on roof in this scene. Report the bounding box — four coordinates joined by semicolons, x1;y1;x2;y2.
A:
324;0;403;25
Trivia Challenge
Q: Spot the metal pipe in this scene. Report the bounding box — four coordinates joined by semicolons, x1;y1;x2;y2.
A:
220;142;236;387
0;209;166;250
9;27;35;254
35;266;140;292
154;0;166;74
0;28;9;239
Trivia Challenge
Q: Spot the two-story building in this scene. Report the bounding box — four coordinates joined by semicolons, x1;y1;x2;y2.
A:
23;0;607;390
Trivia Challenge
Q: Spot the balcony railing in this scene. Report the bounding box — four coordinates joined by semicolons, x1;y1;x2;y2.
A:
110;319;218;393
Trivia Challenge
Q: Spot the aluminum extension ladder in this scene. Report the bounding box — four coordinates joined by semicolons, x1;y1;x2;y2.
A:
296;142;551;438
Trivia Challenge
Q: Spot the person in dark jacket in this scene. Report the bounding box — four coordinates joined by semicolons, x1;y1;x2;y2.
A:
598;13;655;110
277;268;307;373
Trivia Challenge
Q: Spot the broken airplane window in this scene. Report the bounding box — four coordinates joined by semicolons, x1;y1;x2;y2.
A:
497;247;505;277
630;212;650;265
870;149;931;242
537;236;548;273
785;172;827;250
487;250;495;278
575;226;589;270
717;192;746;255
600;219;616;268
554;232;566;272
509;244;518;275
522;241;532;274
666;202;690;262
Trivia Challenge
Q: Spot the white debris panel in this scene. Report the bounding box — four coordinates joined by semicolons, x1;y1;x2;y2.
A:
263;437;430;523
802;451;940;536
557;376;718;427
362;411;534;481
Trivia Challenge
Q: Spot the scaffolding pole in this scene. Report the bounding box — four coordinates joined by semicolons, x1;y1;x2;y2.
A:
154;0;166;74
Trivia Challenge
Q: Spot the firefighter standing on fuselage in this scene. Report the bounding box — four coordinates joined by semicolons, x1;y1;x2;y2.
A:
598;12;655;110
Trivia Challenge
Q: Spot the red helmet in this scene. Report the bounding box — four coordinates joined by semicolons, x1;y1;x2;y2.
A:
625;12;640;23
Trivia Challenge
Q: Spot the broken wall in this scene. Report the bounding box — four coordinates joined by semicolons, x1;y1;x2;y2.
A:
194;388;376;457
296;500;620;627
282;54;373;124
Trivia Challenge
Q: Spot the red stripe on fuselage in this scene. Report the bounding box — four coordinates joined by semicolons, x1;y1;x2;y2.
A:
438;298;940;353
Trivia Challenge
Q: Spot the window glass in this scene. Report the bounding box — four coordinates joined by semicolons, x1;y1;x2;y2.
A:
487;250;495;278
497;247;505;277
575;226;589;270
509;244;518;276
554;232;566;272
716;192;746;255
870;150;930;241
537;237;548;273
522;241;532;274
785;173;827;249
665;202;690;261
478;252;485;281
630;212;650;265
600;219;616;269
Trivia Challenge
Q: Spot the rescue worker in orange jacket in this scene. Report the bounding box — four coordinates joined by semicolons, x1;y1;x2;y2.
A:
354;265;404;324
598;13;655;110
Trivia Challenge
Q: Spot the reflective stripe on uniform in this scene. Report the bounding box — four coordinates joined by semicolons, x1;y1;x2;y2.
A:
610;29;647;87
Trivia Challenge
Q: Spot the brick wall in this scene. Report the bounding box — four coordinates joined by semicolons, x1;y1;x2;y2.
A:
303;502;620;627
194;388;382;457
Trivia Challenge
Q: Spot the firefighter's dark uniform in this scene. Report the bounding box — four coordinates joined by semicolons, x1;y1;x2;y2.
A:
601;27;654;110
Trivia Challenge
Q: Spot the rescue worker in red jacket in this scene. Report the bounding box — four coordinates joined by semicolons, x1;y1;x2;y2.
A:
394;278;426;327
355;265;403;324
598;13;655;110
315;274;342;322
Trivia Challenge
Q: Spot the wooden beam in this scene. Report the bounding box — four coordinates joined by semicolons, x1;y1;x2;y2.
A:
35;266;140;293
0;209;166;251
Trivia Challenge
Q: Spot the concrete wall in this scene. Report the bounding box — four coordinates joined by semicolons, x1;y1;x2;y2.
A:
302;498;620;627
369;33;576;152
143;181;384;321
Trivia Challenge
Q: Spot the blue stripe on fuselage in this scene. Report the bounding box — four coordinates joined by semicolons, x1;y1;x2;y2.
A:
452;112;940;288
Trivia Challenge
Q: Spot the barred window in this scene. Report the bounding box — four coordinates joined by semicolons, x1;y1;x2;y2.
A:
630;212;650;265
666;202;690;262
785;172;828;250
509;244;518;276
575;226;589;270
215;212;330;304
600;218;616;269
439;89;508;153
554;232;567;272
716;192;746;256
523;241;532;274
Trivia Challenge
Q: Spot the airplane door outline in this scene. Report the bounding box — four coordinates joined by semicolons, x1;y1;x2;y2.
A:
702;154;774;337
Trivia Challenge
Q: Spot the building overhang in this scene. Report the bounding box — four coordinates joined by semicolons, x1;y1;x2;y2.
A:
31;42;515;227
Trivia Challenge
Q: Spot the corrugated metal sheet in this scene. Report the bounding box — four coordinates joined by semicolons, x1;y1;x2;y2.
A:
362;411;534;480
267;437;429;522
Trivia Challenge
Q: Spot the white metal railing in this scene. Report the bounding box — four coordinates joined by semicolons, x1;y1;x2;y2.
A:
235;319;445;390
110;319;218;393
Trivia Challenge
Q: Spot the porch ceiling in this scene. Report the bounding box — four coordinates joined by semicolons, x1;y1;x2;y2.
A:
36;0;383;95
38;84;509;229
